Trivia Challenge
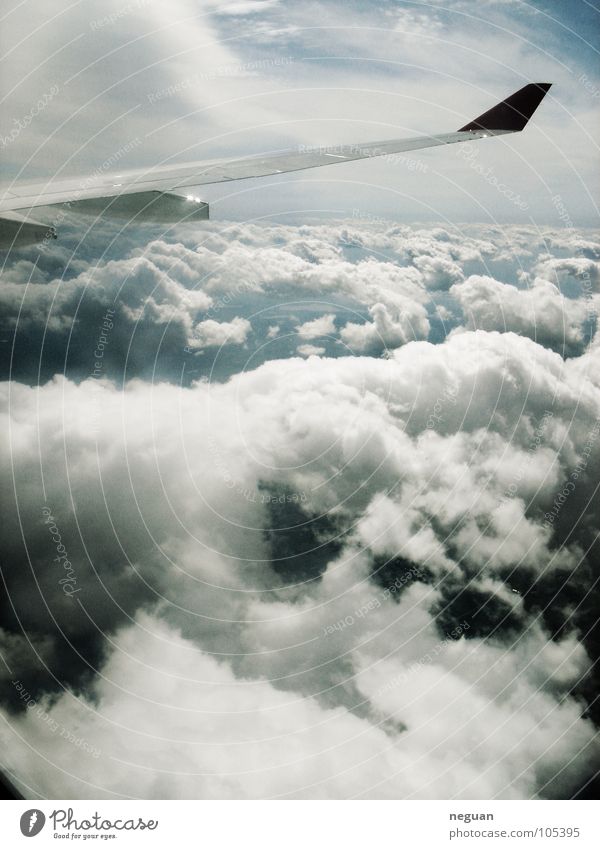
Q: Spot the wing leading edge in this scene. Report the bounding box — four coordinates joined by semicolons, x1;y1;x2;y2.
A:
0;82;551;247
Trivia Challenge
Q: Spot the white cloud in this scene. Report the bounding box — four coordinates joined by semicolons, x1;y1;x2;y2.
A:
3;218;600;802
296;314;336;340
6;222;597;372
214;0;280;15
341;300;429;353
413;254;464;290
451;275;592;352
3;608;594;800
296;343;326;357
189;316;251;349
2;322;600;798
0;252;213;340
534;257;600;292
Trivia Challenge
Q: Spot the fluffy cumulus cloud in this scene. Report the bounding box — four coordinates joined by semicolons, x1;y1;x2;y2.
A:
340;300;429;353
2;261;600;797
296;343;326;357
296;314;337;340
535;256;600;290
2;219;598;388
450;275;593;355
189;316;251;349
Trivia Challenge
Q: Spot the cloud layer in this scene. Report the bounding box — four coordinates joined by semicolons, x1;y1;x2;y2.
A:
2;220;598;386
2;275;600;797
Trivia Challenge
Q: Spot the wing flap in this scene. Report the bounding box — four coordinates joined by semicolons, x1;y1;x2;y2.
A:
54;190;209;222
0;211;56;248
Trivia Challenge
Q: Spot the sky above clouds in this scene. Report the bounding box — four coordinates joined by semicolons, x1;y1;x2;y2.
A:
0;0;599;223
1;0;600;802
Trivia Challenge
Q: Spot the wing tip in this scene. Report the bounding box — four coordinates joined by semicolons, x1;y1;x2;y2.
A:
458;82;552;133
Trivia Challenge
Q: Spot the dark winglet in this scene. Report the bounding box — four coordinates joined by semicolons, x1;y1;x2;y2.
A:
458;83;552;132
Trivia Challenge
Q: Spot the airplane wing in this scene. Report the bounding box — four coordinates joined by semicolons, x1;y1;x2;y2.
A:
0;83;551;247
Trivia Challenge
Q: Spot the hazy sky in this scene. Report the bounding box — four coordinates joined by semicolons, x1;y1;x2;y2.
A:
1;0;599;224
